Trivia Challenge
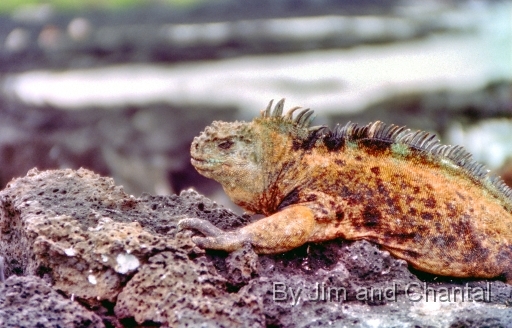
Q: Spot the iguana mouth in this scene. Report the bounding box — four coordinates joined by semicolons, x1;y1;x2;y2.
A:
191;157;223;171
191;157;206;167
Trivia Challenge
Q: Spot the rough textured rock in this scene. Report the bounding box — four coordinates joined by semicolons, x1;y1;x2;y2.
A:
0;275;103;327
1;168;512;327
114;251;262;327
0;168;262;327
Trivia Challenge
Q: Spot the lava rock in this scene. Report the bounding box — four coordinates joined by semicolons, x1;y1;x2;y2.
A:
0;275;103;327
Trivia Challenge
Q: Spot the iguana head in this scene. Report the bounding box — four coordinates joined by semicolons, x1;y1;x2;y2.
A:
191;120;259;179
191;118;266;208
190;99;318;211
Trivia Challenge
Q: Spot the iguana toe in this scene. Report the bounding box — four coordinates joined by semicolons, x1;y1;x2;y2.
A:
179;218;249;252
178;218;224;236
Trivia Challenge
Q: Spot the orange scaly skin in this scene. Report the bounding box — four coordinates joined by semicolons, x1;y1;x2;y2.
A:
179;99;512;283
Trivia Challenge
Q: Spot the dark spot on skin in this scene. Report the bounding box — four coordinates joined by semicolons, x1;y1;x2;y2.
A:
376;179;386;193
334;159;345;166
329;200;335;207
347;197;358;206
370;167;380;175
445;202;455;211
340;185;354;198
364;188;375;199
408;208;418;216
306;194;318;202
430;236;446;246
292;140;301;151
280;160;294;173
445;235;456;245
413;233;423;243
336;212;344;220
362;205;381;227
463;239;490;264
449;219;491;264
278;188;300;210
431;235;455;247
355;155;362;161
403;250;420;259
496;245;512;264
445;202;457;217
321;209;328;215
301;128;326;151
360;139;391;155
386;195;402;214
423;197;436;209
348;169;358;178
455;191;466;201
384;231;416;243
413;186;420;194
421;212;434;221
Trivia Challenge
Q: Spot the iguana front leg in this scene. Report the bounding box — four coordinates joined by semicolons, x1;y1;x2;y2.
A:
178;205;316;254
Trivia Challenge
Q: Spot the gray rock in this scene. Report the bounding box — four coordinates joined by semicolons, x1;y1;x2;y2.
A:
0;275;104;327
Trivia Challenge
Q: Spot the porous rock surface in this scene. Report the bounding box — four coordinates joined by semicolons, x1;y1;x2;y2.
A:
0;168;512;327
0;275;104;327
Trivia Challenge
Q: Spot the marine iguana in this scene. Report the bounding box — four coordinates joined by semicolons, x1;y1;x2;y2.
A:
179;99;512;283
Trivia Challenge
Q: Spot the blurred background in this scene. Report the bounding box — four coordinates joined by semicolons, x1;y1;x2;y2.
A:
0;0;510;212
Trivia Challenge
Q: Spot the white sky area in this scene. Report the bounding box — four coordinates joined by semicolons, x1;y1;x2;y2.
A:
2;2;511;115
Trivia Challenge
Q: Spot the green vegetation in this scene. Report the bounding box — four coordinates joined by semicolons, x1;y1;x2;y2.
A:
0;0;206;13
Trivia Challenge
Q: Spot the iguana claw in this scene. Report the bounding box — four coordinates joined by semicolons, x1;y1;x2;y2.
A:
178;218;249;252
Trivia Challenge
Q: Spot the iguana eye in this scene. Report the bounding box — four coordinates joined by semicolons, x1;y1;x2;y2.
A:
218;140;234;150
